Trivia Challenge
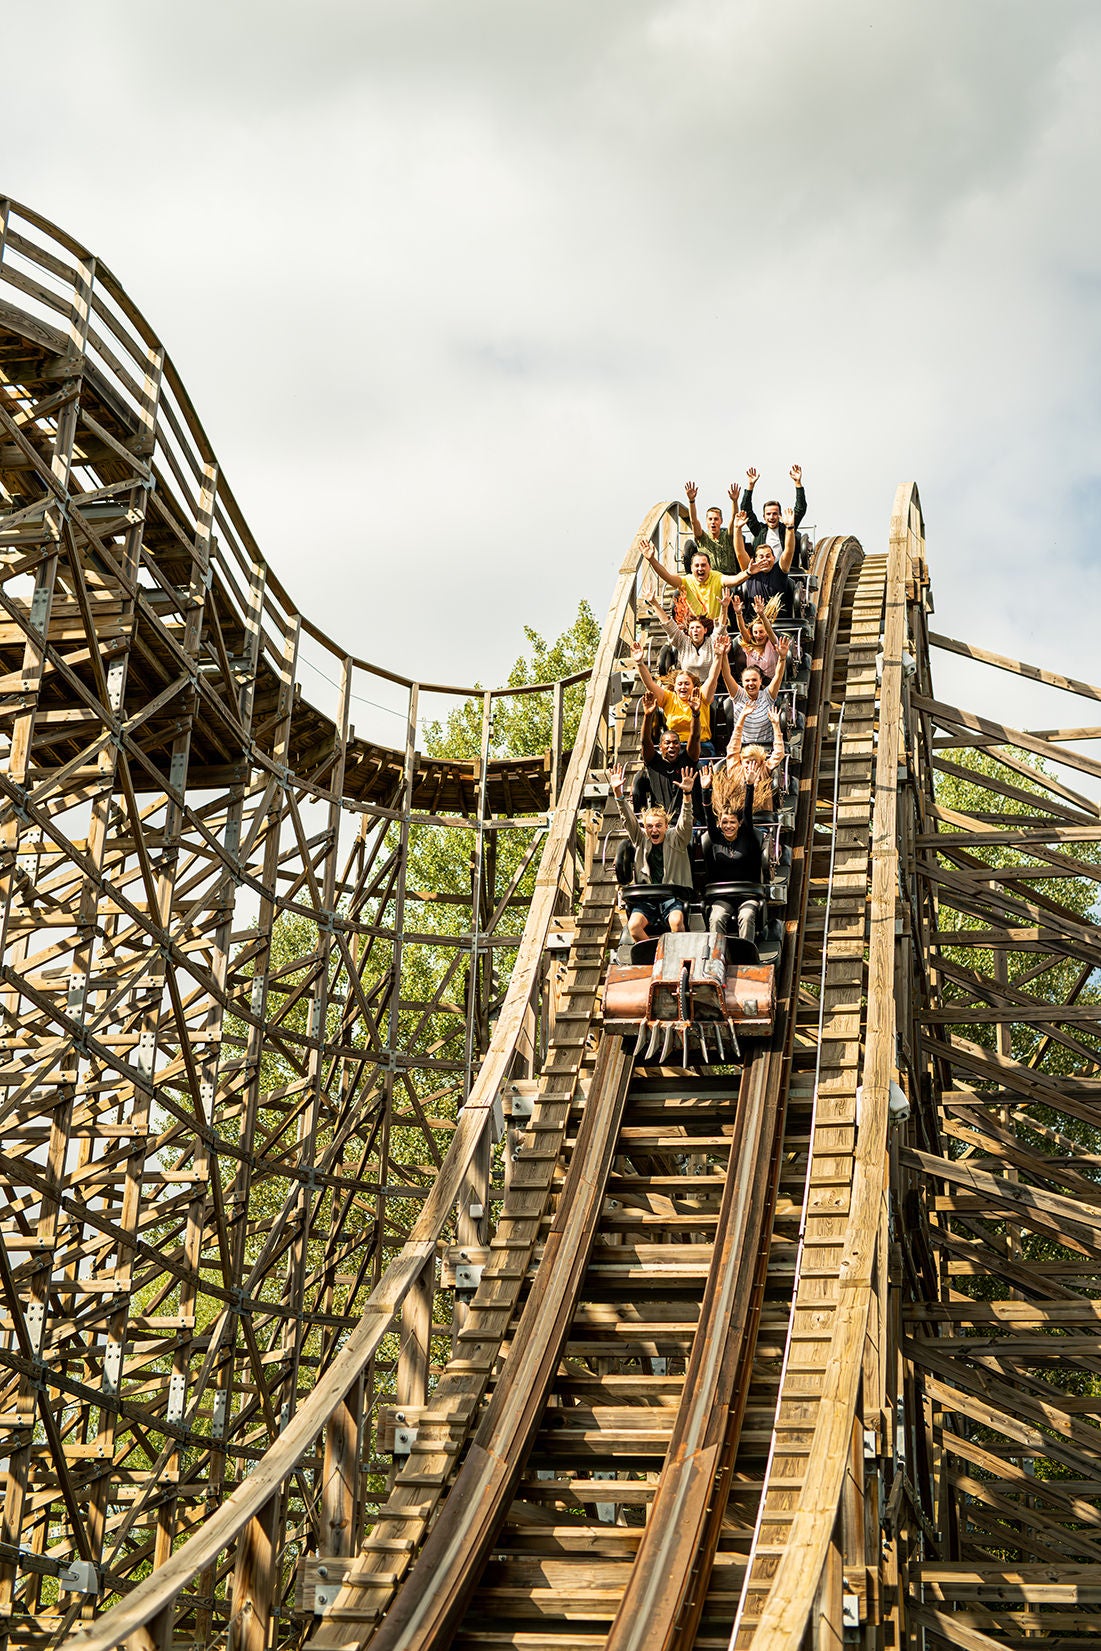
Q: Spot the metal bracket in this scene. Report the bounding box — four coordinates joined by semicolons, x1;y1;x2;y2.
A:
506;1085;535;1124
24;1300;45;1357
393;1422;418;1458
28;583;50;636
102;1339;123;1396
106;655;126;712
66;973;87;1016
842;1592;860;1628
135;1029;156;1079
454;1260;484;1294
166;1370;187;1424
58;1561;101;1596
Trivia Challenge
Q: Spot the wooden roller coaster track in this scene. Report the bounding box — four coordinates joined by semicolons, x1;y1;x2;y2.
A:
2;198;1101;1650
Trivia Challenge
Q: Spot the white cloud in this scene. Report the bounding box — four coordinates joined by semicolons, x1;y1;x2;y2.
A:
2;0;1100;727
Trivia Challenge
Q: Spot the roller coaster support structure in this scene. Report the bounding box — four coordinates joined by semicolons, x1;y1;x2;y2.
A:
2;200;1101;1650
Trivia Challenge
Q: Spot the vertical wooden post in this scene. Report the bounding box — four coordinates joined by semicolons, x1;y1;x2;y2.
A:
463;690;494;1096
124;1602;174;1651
550;678;564;807
229;1494;280;1651
322;1375;364;1559
396;1257;434;1414
812;1511;844;1651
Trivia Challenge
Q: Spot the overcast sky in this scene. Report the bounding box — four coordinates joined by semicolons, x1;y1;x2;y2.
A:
5;0;1101;741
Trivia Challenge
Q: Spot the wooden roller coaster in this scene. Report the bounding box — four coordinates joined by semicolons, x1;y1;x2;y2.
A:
2;197;1101;1650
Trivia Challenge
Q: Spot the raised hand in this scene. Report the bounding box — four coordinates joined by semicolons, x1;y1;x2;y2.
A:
746;467;759;490
641;690;657;714
677;767;697;794
689;685;702;710
781;507;796;528
777;634;791;656
635;534;656;561
734;509;748;530
699;763;712;791
753;594;766;614
789;463;802;486
736;701;751;722
630;640;644;663
685;480;698;503
732;594;743;612
768;707;782;726
715;632;731;654
727;482;740;506
608;762;625;795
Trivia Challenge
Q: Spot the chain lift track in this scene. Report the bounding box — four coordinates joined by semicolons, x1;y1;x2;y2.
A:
2;202;1101;1651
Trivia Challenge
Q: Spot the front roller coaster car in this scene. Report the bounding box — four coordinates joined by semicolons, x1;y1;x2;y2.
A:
603;886;775;1065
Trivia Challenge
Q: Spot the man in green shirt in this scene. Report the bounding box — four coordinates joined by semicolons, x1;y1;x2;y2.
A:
684;478;741;574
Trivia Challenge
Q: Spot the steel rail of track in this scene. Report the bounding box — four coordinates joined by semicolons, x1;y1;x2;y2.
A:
729;503;911;1649
354;533;863;1651
605;534;864;1651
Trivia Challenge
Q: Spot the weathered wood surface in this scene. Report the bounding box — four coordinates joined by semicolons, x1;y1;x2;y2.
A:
734;489;913;1649
898;513;1101;1647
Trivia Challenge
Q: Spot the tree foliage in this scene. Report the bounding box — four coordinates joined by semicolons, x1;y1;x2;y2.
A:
421;603;600;761
934;744;1101;1075
222;602;602;1238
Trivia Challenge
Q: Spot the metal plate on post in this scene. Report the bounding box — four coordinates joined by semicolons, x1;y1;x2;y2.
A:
393;1424;418;1458
59;1561;100;1595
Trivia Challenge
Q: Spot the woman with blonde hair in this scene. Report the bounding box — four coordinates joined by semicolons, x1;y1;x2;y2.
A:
731;592;781;681
712;702;786;814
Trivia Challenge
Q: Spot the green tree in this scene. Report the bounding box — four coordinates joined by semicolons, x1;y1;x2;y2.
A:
934;745;1101;1074
933;744;1101;1433
420;602;600;759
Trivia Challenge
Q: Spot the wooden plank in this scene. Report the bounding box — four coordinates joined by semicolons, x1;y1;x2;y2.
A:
928;631;1101;706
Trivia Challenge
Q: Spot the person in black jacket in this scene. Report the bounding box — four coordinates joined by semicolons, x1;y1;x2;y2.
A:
742;464;807;557
698;764;764;944
732;506;798;619
631;693;701;820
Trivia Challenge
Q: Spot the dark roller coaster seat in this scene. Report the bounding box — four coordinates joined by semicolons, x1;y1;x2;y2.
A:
716;935;761;966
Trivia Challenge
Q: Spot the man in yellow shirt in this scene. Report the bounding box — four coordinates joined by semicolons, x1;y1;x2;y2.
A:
638;538;747;622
